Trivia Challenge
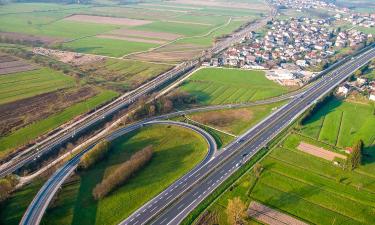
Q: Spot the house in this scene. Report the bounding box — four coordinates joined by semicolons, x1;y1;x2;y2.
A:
369;92;375;101
337;84;350;95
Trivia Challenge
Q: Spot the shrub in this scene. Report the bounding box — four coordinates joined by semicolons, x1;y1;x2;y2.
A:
92;146;153;200
79;140;110;170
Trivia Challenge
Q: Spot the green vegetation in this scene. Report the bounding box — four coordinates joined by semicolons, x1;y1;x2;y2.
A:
41;124;208;225
189;102;284;135
300;97;375;148
79;140;111;170
0;68;75;105
0;90;118;155
63;37;159;57
195;97;375;225
0;179;45;225
179;68;289;105
80;58;172;92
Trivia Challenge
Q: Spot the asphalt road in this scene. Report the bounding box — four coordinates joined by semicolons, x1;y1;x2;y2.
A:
19;120;217;225
118;46;375;225
0;9;274;178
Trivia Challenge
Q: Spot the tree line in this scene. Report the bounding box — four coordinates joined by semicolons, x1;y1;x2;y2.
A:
92;145;153;200
78;140;110;170
0;175;18;202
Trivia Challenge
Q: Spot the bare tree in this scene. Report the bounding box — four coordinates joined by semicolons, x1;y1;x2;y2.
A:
226;197;247;225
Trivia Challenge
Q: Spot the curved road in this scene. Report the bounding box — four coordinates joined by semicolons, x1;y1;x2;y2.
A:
19;120;217;225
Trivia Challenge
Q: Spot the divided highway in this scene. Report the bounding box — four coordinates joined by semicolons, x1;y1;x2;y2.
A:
19;120;217;225
118;46;375;225
0;11;273;178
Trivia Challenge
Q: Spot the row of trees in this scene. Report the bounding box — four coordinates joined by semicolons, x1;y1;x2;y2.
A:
92;145;153;200
0;175;18;202
347;139;364;170
129;91;197;121
78;140;110;170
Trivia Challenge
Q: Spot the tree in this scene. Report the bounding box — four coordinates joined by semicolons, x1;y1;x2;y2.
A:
348;139;364;170
354;70;362;77
226;197;247;225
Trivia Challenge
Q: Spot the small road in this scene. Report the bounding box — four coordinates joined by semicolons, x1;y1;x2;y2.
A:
0;8;272;178
19;120;217;225
119;45;375;225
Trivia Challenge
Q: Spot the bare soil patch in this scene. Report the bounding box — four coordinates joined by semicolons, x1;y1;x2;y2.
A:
248;201;309;225
0;87;97;136
191;108;252;130
96;35;166;44
33;47;105;66
0;53;38;75
110;28;182;41
64;14;152;26
0;32;64;45
297;142;346;161
129;49;202;62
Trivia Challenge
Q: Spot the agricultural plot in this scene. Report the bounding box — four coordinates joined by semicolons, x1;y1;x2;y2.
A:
188;101;284;135
79;58;172;92
178;68;289;105
0;54;38;75
0;67;75;105
38;124;208;225
0;1;263;57
300;97;375;148
199;98;375;225
0;89;118;155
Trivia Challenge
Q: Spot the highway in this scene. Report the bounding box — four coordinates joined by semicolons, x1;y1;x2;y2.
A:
19;120;217;225
118;45;375;225
0;9;274;178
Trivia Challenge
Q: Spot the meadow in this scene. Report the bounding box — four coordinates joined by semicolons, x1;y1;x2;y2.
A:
197;97;375;225
0;1;264;57
179;68;289;105
38;124;208;225
0;89;118;156
0;67;75;105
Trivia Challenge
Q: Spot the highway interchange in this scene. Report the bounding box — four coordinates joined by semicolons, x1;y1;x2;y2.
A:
0;10;274;179
120;45;375;225
19;120;217;225
19;45;375;225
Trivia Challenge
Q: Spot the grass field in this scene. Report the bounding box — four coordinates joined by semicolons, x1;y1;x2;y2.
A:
62;37;159;57
0;68;75;105
188;102;285;135
301;97;375;148
37;124;207;225
179;68;289;105
0;90;118;155
198;97;375;225
81;58;173;92
0;179;46;225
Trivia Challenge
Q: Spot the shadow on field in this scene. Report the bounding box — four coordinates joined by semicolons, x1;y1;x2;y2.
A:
362;145;375;165
301;97;343;126
188;90;211;104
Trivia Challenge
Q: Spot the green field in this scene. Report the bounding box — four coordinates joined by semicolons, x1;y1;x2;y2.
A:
0;179;46;225
301;97;375;148
179;68;289;105
0;68;75;105
197;98;375;225
38;124;207;225
62;37;159;57
0;1;262;57
0;90;118;155
189;101;285;135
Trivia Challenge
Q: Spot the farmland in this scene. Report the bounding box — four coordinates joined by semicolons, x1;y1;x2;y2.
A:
187;101;285;135
0;89;118;156
178;68;290;105
34;124;207;225
0;0;267;58
196;97;375;225
0;67;75;105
